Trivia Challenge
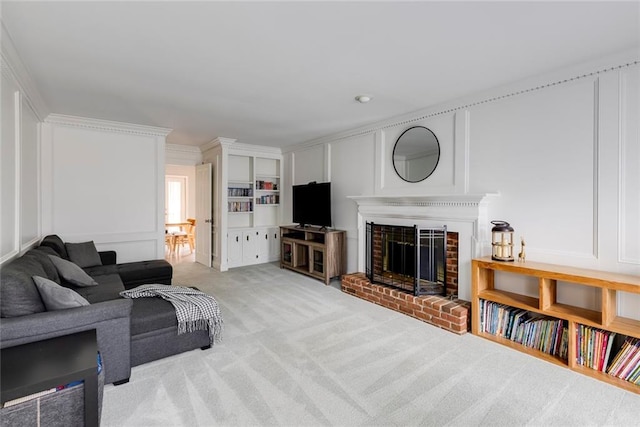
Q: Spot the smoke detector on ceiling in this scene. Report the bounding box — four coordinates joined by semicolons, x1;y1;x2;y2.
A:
355;95;372;103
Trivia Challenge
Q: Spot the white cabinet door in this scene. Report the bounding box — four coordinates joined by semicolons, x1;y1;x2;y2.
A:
227;230;242;268
242;230;259;265
257;228;270;263
268;227;280;261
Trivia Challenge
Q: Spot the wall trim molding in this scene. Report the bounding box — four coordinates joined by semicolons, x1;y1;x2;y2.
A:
201;138;282;157
166;143;202;165
617;68;640;265
283;52;639;154
1;21;49;120
592;77;600;259
45;114;172;138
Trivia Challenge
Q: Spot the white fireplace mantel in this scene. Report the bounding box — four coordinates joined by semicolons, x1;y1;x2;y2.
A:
348;193;499;301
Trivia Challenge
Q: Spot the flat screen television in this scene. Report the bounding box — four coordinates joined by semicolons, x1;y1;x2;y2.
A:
292;182;332;228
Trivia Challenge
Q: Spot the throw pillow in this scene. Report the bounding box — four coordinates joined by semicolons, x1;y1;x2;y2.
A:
65;241;102;268
48;255;99;287
32;276;90;310
39;234;69;259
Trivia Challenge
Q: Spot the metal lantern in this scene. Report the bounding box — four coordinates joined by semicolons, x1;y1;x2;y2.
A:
491;220;514;262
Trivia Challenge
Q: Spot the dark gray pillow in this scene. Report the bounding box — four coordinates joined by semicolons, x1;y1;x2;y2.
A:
32;276;89;310
0;257;47;317
40;234;69;259
48;255;98;287
65;241;102;268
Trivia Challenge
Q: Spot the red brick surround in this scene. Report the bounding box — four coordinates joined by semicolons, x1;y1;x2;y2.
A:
341;273;470;334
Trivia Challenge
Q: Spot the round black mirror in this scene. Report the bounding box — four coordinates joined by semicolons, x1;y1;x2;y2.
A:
392;126;440;182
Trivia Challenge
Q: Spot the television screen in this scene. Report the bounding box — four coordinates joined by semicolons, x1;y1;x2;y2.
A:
292;182;332;228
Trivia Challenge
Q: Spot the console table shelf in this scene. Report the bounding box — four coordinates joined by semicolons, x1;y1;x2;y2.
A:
471;257;640;395
280;225;346;285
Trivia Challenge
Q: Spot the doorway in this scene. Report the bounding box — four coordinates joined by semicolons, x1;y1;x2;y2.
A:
165;165;197;260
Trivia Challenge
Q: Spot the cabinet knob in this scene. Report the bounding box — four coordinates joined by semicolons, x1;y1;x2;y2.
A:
265;234;268;240
236;236;239;242
246;235;249;241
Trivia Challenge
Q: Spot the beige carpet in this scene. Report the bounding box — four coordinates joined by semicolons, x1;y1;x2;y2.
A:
101;260;640;426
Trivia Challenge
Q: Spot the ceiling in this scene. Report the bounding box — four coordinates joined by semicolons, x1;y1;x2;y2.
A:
2;1;639;148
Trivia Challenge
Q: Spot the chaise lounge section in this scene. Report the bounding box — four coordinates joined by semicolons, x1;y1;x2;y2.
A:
0;235;211;385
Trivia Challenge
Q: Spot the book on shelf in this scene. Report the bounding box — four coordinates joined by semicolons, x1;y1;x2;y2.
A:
228;187;253;197
607;338;640;381
479;299;568;359
256;194;279;205
576;325;619;372
228;201;253;212
256;180;277;190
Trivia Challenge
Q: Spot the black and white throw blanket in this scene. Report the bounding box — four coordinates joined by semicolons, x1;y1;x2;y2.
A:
120;284;223;345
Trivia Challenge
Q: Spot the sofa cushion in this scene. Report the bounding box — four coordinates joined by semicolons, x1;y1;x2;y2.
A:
40;235;69;259
22;247;60;284
117;260;173;288
32;276;90;310
73;274;125;304
83;264;118;277
65;241;102;268
48;255;98;287
130;298;178;336
0;257;46;317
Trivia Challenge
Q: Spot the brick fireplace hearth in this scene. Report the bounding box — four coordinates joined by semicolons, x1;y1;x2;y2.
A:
341;273;470;334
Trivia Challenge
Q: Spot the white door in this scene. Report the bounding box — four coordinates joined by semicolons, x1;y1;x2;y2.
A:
195;163;212;267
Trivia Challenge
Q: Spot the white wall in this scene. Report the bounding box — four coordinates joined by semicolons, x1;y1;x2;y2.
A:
283;53;640;319
40;115;170;262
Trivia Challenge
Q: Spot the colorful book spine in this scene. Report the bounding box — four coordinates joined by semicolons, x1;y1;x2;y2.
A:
479;300;567;360
606;337;640;383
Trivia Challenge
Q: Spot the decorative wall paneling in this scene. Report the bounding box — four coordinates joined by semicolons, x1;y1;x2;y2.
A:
1;66;20;263
41;115;170;262
0;51;42;264
285;55;639;320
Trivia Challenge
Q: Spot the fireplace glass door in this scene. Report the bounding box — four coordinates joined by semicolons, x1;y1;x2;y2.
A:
366;222;446;296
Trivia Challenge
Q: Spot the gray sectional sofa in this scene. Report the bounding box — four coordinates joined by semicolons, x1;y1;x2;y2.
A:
0;235;211;385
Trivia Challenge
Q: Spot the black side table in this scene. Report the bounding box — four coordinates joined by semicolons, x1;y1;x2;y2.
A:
1;329;99;427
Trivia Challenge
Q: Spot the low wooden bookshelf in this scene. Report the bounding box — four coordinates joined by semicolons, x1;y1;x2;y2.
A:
471;257;640;394
280;225;346;285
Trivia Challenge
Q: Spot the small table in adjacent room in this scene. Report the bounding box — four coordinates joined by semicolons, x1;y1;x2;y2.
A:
1;329;99;427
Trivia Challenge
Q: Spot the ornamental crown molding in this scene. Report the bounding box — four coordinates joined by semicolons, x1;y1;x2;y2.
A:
44;114;172;138
284;50;639;154
201;138;282;157
166;143;201;154
200;137;237;152
165;143;202;165
348;194;498;208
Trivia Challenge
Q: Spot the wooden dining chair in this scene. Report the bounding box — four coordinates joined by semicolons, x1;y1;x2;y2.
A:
165;232;176;255
186;218;196;252
172;219;195;255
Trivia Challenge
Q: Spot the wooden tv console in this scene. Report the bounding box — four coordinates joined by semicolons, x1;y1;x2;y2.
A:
280;225;346;285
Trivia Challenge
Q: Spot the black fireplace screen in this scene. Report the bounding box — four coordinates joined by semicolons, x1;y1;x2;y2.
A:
366;222;447;296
